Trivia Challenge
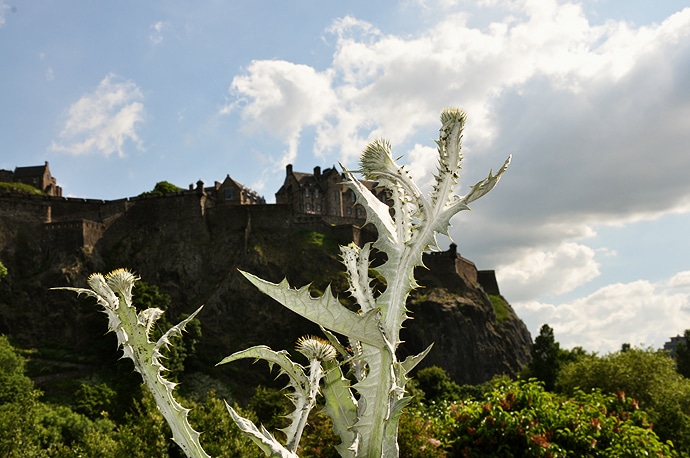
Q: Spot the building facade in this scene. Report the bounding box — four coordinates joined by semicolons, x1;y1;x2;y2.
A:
275;164;386;225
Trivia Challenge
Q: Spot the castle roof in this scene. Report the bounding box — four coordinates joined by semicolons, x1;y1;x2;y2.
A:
14;163;48;178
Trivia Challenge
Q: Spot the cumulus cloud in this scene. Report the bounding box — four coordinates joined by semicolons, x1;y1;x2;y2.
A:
497;242;601;301
227;2;690;220
221;60;337;167
669;271;690;288
50;74;145;157
516;275;690;353
225;1;690;350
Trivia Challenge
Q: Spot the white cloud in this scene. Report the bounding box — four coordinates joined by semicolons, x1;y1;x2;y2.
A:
670;271;690;288
50;74;145;157
227;2;690;187
222;60;337;168
516;276;690;353
497;242;601;301
226;1;690;327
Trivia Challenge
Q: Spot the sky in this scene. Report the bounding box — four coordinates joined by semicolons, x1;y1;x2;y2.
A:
2;0;690;354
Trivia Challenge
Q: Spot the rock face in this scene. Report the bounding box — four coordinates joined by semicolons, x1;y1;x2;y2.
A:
0;193;531;385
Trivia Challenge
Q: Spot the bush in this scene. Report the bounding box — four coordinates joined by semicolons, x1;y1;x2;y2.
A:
434;379;675;457
557;348;690;455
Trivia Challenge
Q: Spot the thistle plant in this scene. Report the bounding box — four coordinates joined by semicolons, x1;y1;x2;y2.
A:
53;270;208;458
228;108;510;457
56;108;509;458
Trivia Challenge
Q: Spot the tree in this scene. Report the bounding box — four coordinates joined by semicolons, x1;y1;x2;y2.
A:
526;324;561;391
675;329;690;378
139;180;183;197
412;366;463;403
557;347;690;455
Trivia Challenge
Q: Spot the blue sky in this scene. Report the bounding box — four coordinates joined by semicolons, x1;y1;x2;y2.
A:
2;0;690;353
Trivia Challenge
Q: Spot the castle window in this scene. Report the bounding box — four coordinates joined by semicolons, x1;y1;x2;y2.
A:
305;188;310;197
316;203;321;212
224;188;234;200
306;202;311;211
314;188;320;198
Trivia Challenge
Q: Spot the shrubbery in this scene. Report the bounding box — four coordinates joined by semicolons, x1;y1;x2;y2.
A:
0;333;686;457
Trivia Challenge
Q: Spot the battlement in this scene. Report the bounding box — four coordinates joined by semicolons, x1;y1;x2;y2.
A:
0;163;499;289
424;243;500;295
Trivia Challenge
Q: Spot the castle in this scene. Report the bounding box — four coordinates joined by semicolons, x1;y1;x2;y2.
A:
276;164;384;226
0;161;62;196
0;161;499;295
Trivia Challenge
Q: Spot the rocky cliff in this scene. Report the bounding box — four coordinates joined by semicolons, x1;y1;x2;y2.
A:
0;194;531;385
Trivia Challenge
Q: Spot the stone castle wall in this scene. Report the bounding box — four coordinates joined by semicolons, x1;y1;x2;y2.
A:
424;243;500;295
0;189;495;288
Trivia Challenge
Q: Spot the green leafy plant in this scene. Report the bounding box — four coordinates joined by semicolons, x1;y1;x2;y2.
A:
436;379;676;457
56;108;509;457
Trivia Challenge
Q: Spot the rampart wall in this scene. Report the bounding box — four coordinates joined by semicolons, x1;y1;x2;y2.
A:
44;220;105;250
0;193;50;223
1;191;496;292
424;243;500;295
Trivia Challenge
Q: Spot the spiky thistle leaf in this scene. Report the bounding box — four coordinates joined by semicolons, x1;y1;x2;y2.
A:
53;270;208;458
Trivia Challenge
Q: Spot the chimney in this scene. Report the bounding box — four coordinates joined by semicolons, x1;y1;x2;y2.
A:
314;166;321;178
286;164;293;175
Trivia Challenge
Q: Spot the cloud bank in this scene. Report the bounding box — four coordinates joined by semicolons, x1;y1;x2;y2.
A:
223;0;690;351
517;272;690;353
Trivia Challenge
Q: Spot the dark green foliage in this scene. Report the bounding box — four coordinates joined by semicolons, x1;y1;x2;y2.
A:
414;365;464;403
133;281;202;378
557;347;690;455
439;379;675;457
675;330;690;379
74;382;117;419
0;332;684;457
0;335;34;404
247;385;292;432
523;324;587;392
139;180;183;197
189;392;264;457
0;261;7;281
295;411;341;458
526;324;561;391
